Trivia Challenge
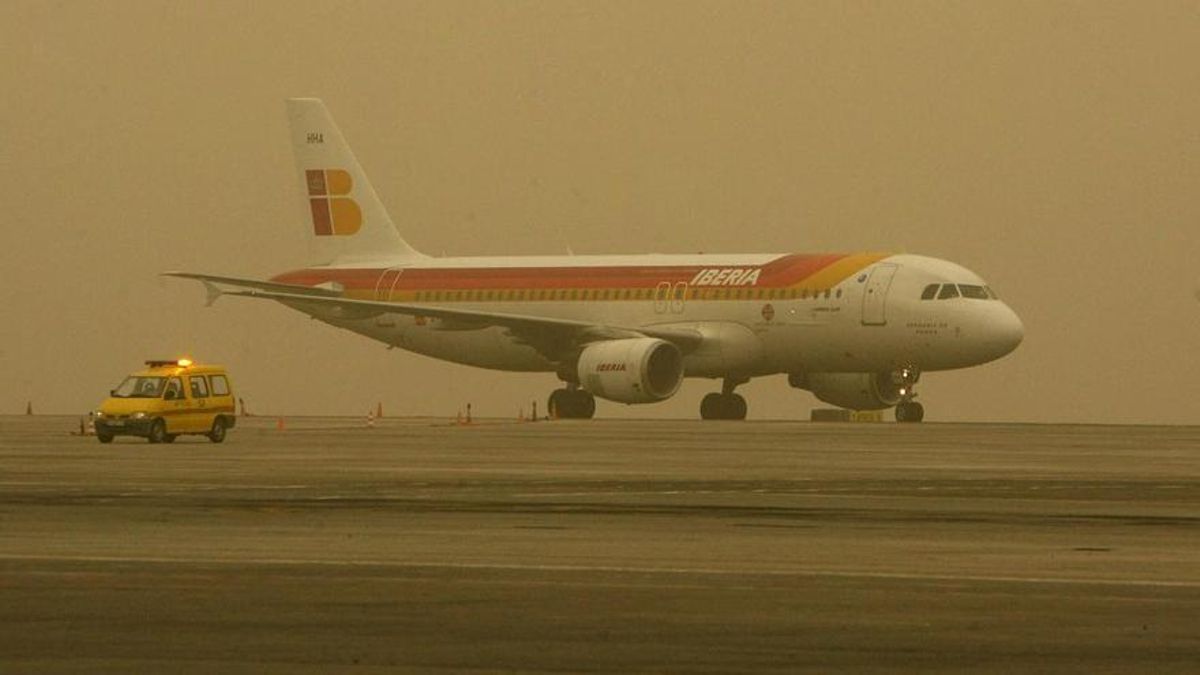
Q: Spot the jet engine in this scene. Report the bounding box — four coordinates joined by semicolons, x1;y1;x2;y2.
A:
789;372;902;410
577;338;684;404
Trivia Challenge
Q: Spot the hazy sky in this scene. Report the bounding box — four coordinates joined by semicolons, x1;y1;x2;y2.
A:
2;1;1198;423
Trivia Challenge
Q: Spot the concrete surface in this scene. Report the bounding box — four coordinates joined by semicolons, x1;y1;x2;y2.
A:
1;415;1198;672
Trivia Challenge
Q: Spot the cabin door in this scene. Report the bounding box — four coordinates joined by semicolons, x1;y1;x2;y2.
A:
861;264;898;326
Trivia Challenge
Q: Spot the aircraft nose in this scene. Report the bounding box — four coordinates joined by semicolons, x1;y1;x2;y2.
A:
989;303;1024;358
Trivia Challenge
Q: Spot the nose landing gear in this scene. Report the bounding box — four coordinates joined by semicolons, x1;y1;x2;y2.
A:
700;377;748;420
892;367;924;423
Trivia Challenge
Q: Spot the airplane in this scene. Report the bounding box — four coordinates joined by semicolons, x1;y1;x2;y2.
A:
167;98;1024;422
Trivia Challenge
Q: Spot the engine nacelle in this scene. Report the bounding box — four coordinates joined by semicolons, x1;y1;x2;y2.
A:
789;372;902;410
577;338;684;404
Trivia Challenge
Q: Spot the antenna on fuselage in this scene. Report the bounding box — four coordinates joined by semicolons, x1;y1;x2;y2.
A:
554;224;576;256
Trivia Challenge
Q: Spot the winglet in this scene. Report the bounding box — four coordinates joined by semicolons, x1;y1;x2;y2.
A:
202;281;223;307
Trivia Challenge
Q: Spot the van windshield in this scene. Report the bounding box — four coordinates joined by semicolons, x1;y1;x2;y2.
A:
112;376;165;398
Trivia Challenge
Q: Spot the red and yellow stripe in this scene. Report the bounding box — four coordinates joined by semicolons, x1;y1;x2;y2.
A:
270;253;890;302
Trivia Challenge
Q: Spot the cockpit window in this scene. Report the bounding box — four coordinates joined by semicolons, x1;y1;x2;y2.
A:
958;284;989;300
985;286;999;299
920;284;939;300
937;284;960;300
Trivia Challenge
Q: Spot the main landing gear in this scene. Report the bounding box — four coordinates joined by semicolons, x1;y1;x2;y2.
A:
700;378;748;420
548;385;596;419
892;367;924;423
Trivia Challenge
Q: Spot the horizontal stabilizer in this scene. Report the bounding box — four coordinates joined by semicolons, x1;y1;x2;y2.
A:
161;271;343;298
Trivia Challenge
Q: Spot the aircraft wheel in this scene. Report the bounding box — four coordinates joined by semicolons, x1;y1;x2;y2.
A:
549;389;570;419
549;389;566;415
550;389;594;419
895;402;925;423
728;393;748;420
572;391;596;419
701;393;747;420
700;393;723;420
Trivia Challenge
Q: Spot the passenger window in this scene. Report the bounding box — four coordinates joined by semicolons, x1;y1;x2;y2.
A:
189;376;209;399
210;375;230;397
958;284;989;300
921;284;939;300
938;284;960;300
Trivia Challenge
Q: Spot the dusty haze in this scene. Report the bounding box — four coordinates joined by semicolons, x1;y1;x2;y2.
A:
2;2;1198;423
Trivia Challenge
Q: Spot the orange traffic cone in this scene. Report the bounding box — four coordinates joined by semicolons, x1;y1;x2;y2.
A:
276;417;285;431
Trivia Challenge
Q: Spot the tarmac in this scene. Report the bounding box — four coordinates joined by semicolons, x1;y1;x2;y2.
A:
1;415;1198;673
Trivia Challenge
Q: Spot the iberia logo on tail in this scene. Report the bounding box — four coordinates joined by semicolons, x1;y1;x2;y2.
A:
306;169;362;236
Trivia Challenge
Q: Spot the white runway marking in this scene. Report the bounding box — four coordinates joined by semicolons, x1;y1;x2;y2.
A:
0;553;1196;589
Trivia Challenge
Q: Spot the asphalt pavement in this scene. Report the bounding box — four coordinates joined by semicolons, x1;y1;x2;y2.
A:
1;415;1197;672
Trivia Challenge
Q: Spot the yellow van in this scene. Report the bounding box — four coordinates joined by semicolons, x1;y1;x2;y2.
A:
94;359;236;444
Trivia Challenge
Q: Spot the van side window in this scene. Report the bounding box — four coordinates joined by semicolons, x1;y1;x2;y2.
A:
164;377;183;400
938;284;960;300
189;376;209;398
210;375;230;397
921;284;939;300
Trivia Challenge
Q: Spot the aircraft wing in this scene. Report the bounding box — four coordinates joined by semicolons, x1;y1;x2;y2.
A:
163;272;704;359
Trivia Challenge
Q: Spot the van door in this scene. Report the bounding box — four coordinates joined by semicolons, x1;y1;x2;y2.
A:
209;374;235;423
861;263;898;326
186;375;211;432
162;377;187;432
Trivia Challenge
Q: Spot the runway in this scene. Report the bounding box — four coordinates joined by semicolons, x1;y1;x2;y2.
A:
1;416;1198;672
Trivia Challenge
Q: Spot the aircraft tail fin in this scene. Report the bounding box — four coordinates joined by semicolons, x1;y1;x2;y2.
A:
286;98;426;266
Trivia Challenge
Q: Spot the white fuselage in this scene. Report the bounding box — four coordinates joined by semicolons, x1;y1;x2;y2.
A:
270;252;1024;382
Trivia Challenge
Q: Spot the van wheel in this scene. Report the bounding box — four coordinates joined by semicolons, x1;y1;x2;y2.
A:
163;434;177;443
97;430;114;444
208;417;227;444
147;419;167;444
